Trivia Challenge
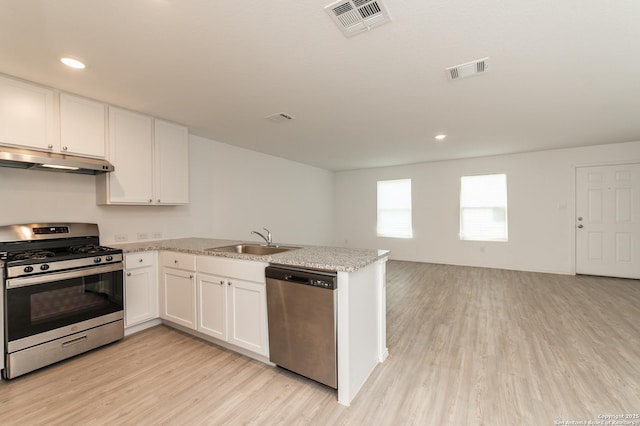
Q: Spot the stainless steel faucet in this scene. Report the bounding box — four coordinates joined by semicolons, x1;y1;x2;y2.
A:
251;227;273;246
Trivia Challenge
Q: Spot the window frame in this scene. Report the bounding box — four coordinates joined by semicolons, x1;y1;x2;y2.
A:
376;178;413;239
459;173;508;242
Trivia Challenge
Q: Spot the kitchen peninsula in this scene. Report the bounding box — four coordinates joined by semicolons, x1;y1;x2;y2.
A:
116;238;389;406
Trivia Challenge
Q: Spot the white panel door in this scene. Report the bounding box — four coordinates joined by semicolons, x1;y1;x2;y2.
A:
154;119;189;204
228;279;267;355
107;107;154;203
60;93;106;158
0;75;56;150
197;273;228;340
161;267;196;329
576;163;640;279
124;266;157;327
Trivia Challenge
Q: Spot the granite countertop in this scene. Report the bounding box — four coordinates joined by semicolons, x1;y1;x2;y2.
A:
113;238;389;272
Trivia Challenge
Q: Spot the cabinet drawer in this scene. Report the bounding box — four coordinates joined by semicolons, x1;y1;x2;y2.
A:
160;251;196;270
125;251;156;269
197;255;267;283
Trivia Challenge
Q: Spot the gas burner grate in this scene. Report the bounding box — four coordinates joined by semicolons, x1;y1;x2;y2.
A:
69;245;112;255
9;250;56;261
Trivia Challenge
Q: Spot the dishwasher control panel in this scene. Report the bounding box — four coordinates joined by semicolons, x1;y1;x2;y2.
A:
310;279;333;288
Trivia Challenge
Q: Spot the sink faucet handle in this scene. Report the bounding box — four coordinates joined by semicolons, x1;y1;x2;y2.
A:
251;229;272;246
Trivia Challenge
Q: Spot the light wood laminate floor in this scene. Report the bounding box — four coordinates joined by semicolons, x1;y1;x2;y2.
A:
2;261;639;425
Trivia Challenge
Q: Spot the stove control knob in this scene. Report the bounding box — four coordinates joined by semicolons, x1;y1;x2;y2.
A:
24;266;34;273
94;257;102;263
106;255;113;262
40;264;50;271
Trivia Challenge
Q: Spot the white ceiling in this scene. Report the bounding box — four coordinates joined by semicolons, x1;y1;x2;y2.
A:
1;0;639;171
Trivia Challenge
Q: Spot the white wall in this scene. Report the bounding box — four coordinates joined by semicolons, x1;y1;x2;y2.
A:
333;141;640;274
188;135;334;246
0;135;334;246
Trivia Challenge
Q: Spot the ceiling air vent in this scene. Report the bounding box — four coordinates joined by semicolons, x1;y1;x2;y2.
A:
446;57;490;81
265;112;296;123
325;0;391;37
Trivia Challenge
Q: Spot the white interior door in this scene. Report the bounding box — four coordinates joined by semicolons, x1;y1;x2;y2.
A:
575;163;640;279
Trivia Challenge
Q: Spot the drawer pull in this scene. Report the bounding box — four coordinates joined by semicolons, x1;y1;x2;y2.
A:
62;336;88;348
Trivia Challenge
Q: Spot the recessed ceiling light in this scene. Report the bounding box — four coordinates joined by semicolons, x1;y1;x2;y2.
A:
435;134;447;141
60;57;86;69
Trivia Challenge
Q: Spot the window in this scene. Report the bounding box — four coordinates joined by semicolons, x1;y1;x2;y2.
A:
460;174;508;241
377;179;413;238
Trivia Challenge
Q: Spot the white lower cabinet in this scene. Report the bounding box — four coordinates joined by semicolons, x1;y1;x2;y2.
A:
124;251;158;328
226;278;267;355
156;252;268;357
197;273;227;340
159;252;196;330
197;256;269;357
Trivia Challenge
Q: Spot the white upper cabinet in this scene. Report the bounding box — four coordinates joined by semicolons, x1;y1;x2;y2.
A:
59;93;107;158
154;119;189;204
0;75;57;151
97;107;188;205
100;107;154;204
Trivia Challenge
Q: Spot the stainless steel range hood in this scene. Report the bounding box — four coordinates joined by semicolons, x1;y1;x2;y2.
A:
0;146;114;175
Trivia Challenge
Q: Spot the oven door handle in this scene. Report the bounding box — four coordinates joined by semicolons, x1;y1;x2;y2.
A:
6;263;123;289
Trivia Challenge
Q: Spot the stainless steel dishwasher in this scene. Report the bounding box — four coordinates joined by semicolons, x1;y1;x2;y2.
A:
265;265;337;389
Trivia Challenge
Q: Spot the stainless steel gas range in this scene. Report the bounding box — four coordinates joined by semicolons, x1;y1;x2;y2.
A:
0;223;124;379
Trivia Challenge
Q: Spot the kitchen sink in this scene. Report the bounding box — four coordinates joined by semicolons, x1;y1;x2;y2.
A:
206;244;300;255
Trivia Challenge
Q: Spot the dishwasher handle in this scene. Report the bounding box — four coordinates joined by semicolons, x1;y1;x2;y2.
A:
282;273;308;284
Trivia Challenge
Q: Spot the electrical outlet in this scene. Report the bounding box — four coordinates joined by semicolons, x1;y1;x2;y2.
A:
151;231;163;240
137;232;149;240
115;234;128;242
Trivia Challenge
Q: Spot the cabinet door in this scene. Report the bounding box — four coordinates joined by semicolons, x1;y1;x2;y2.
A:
228;279;268;355
154;119;189;205
0;75;56;150
160;267;196;329
60;93;106;158
125;266;158;327
197;273;227;340
106;107;153;203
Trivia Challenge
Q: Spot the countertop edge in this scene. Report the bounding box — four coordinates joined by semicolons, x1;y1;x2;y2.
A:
113;238;390;273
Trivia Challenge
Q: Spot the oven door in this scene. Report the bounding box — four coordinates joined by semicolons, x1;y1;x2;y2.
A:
5;263;124;346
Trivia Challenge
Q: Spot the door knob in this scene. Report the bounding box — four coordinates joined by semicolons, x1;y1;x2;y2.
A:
578;224;584;228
